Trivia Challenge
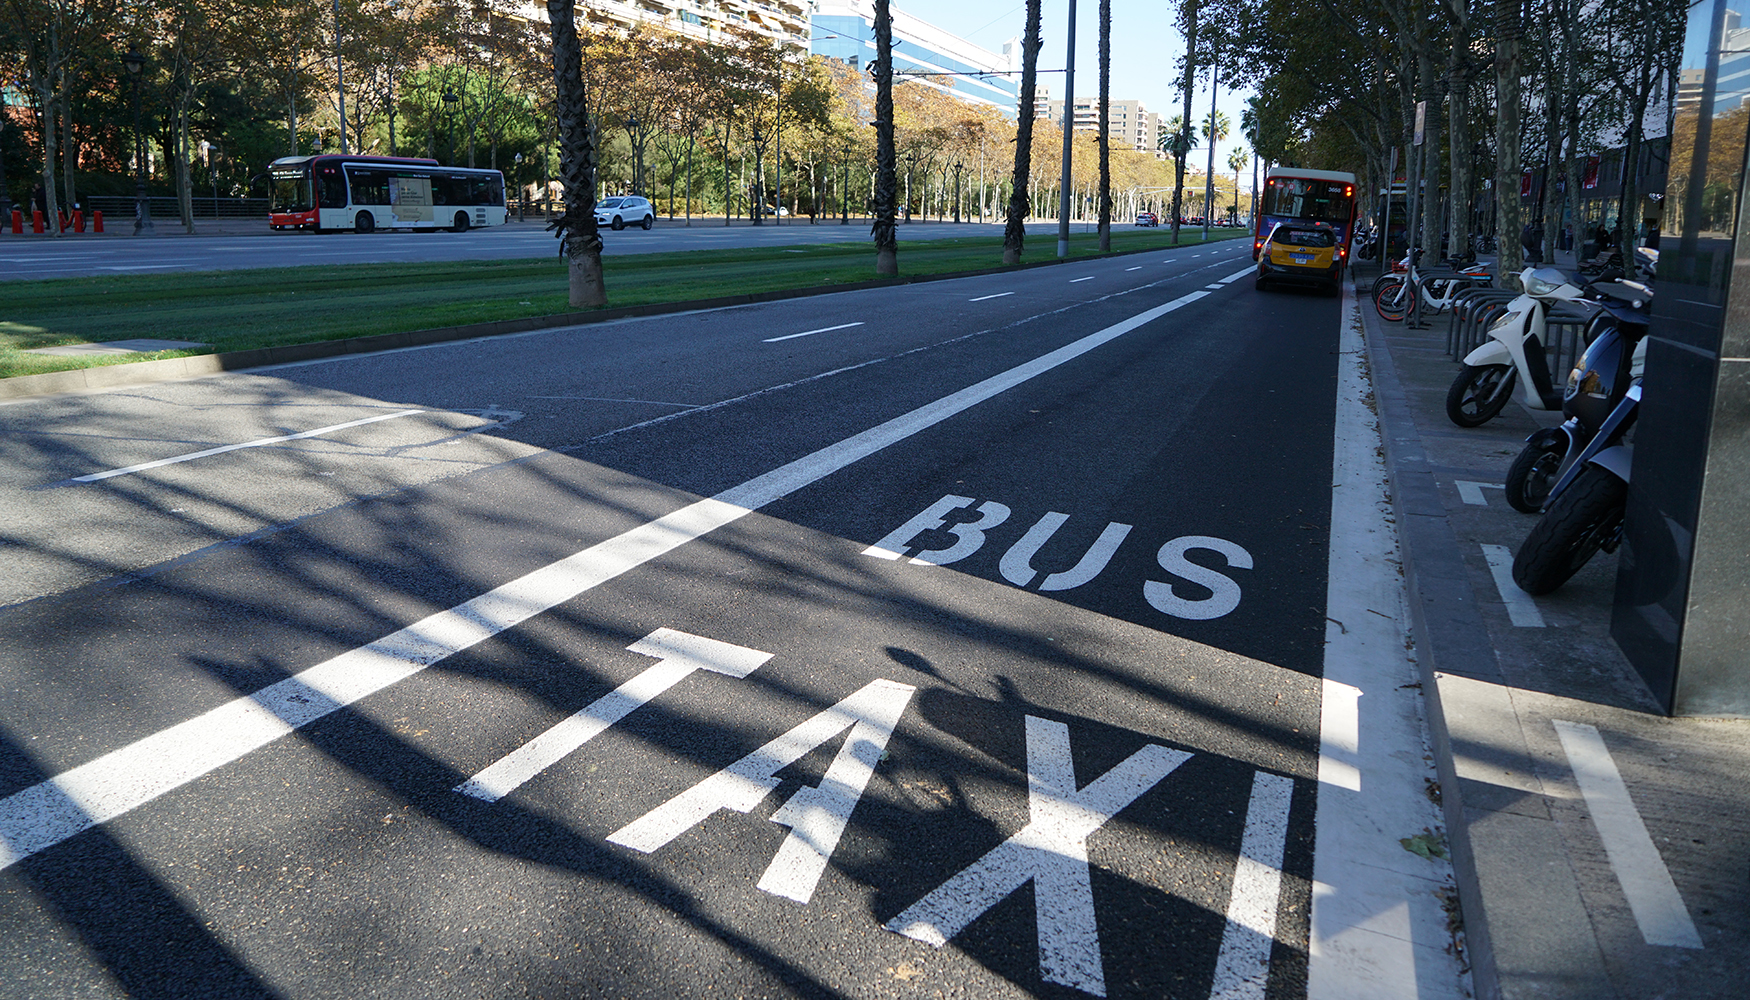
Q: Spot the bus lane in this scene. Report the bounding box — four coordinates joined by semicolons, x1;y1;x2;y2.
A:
0;256;1464;1000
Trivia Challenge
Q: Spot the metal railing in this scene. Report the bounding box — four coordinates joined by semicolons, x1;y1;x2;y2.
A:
81;196;270;220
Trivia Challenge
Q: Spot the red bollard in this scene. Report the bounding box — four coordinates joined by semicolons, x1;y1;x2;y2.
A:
94;210;104;234
32;210;44;234
73;210;85;233
10;209;20;234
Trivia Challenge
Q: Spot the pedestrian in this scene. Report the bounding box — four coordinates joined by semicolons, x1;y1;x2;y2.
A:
32;183;47;220
1521;222;1542;264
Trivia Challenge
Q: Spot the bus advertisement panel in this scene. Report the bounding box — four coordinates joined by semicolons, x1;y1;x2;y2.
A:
1252;168;1358;263
269;155;507;233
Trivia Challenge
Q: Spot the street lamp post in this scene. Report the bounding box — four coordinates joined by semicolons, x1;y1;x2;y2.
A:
903;154;915;222
442;89;459;165
122;45;154;236
515;152;524;222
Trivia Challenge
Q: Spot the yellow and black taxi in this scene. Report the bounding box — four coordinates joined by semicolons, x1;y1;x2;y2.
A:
1255;222;1343;293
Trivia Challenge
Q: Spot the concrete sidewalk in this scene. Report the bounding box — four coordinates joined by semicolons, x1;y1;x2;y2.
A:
1354;263;1750;999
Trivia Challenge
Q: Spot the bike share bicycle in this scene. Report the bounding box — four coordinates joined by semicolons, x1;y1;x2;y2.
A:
1374;248;1493;324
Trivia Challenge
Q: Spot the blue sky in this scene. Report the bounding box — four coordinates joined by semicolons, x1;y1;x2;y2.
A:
906;0;1257;173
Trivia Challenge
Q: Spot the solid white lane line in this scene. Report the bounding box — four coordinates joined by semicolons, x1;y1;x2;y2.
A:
71;410;426;483
1481;543;1546;627
968;291;1015;302
1310;281;1467;999
1210;771;1295;1000
0;285;1216;873
762;321;865;343
1554;721;1703;949
455;629;772;802
1069;276;1095;283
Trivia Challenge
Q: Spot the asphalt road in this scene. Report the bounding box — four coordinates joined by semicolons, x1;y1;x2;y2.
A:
0;220;1225;281
0;244;1464;999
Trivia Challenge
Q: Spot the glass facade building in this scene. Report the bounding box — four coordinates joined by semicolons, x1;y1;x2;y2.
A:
810;1;1019;115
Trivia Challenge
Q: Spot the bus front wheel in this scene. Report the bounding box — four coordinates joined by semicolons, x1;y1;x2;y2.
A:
451;212;469;233
355;211;374;234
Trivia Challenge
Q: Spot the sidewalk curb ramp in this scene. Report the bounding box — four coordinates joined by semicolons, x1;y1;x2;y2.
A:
1;238;1239;402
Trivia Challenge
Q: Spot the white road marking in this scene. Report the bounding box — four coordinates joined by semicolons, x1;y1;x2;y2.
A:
1554;721;1703;949
1481;543;1546;627
1070;276;1095;283
1125;266;1142;271
968;291;1015;301
0;285;1213;872
1206;284;1225;290
998;513;1132;591
1220;268;1255;283
454;629;772;802
1144;536;1253;620
763;321;865;343
886;716;1191;997
1455;481;1505;505
71;409;426;482
1210;771;1295;1000
1310;282;1468;999
608;678;916;906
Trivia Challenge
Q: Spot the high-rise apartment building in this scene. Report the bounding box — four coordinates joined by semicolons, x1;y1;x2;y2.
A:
1045;98;1160;153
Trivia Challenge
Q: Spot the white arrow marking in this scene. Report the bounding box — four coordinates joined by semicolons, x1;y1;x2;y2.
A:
885;716;1191;997
609;679;915;904
454;629;772;803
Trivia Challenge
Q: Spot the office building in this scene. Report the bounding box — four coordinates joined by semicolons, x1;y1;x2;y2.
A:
1046;98;1160;153
810;1;1020;114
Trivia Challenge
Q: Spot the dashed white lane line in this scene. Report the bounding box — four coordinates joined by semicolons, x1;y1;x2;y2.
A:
1481;543;1546;627
763;321;865;343
1070;276;1095;283
70;409;427;483
1219;267;1254;284
1554;721;1703;949
968;291;1015;302
0;285;1216;873
1205;284;1224;290
1125;266;1142;271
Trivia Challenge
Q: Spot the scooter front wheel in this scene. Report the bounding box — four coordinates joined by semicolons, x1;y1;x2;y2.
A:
1511;465;1626;595
1445;364;1516;427
1504;438;1565;512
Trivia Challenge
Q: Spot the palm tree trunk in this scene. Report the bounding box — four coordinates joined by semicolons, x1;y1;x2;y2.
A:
1097;0;1112;251
873;0;899;275
1004;0;1043;264
546;0;605;307
1173;0;1199;245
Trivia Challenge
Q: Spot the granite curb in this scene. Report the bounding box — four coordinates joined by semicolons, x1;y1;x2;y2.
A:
2;237;1237;403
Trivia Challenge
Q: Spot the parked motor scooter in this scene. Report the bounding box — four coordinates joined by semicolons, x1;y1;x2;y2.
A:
1510;278;1653;595
1445;267;1588;427
1502;270;1648;512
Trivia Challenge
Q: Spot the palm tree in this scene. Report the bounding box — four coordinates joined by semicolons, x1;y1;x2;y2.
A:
1003;0;1043;265
1203;109;1231;145
1227;145;1248;225
1201;109;1229;224
1171;0;1199;243
872;0;898;275
546;0;605;307
1097;0;1112;251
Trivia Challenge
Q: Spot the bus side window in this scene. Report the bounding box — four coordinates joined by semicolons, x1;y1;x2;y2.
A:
319;171;347;209
433;176;458;206
347;169;390;206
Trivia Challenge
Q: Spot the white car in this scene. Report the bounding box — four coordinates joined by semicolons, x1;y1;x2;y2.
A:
595;195;654;231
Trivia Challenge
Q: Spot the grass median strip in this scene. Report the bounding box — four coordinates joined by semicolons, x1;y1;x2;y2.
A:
1;228;1244;379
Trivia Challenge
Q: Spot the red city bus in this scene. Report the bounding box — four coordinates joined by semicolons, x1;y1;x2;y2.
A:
269;154;507;233
1253;168;1358;265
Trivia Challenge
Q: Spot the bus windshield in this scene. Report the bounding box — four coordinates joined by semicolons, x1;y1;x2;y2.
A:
271;172;314;213
1262;178;1352;223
